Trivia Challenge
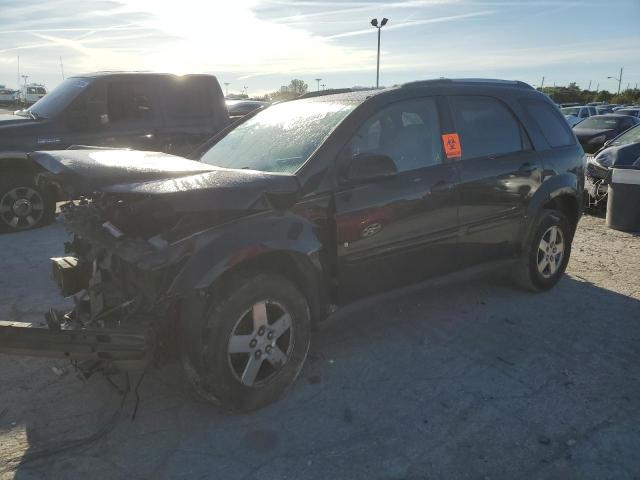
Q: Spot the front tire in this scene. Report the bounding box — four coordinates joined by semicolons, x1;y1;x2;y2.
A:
0;172;55;233
513;210;573;292
181;272;311;412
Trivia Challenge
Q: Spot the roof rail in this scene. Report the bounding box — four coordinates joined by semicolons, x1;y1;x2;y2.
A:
402;78;534;90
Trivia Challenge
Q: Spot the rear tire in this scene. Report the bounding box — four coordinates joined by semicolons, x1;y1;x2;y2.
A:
0;172;55;233
181;272;311;412
513;210;573;292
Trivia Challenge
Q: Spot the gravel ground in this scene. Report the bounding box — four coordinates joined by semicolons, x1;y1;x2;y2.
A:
0;213;639;480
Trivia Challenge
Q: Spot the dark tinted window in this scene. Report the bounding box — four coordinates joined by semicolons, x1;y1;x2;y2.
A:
449;96;524;159
106;81;153;124
164;78;212;120
522;99;575;148
349;98;442;172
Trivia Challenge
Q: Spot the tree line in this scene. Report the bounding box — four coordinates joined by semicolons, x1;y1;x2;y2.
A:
539;82;640;105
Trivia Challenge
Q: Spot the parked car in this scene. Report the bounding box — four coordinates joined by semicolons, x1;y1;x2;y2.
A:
0;72;229;232
19;83;47;106
0;86;18;106
595;105;614;114
561;105;597;126
614;108;640;118
226;99;269;120
585;123;640;206
572;114;640;153
0;79;584;412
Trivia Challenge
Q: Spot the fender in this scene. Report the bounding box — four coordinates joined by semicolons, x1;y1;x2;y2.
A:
166;210;328;312
516;173;581;251
527;172;580;217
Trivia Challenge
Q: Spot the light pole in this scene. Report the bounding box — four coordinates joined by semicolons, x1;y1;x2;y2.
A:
315;78;322;92
224;82;229;97
321;83;326;90
607;67;623;95
370;17;388;89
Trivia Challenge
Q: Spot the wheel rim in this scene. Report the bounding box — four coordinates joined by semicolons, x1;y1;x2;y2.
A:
0;186;45;230
227;300;294;387
537;225;565;279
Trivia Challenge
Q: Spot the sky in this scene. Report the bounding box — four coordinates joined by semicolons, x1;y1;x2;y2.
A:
0;0;638;96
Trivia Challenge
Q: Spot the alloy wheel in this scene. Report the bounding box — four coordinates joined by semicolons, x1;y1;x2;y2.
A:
537;225;565;279
0;186;45;230
227;300;294;387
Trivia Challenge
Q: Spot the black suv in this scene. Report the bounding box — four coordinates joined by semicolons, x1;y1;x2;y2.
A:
0;72;228;232
0;79;584;412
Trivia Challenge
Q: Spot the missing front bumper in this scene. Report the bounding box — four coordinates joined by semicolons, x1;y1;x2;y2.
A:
0;319;152;363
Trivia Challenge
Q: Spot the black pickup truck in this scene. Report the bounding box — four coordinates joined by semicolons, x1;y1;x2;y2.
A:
0;72;229;232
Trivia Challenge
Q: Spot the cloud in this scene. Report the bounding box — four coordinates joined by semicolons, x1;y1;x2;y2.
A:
325;11;496;39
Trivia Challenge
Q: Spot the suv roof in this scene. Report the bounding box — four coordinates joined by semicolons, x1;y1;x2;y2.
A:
293;78;539;105
401;78;534;90
74;71;220;80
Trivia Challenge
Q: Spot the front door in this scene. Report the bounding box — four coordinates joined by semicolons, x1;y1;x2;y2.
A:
334;97;460;301
66;78;162;152
446;95;543;266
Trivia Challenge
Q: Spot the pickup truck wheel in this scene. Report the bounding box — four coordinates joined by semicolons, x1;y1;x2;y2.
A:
181;272;311;412
513;210;572;292
0;173;54;233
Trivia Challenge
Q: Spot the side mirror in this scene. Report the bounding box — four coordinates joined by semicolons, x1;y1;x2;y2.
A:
346;153;397;182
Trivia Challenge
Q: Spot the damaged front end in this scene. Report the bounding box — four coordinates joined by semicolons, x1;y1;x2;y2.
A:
0;148;300;375
0;196;189;374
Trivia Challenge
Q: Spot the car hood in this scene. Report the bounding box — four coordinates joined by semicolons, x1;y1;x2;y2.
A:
32;149;300;212
0;113;37;129
594;143;640;168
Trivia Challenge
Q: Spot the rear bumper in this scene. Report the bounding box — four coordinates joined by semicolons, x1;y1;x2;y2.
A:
0;320;152;363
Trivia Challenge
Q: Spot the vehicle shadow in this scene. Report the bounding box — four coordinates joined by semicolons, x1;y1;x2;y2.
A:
4;272;640;479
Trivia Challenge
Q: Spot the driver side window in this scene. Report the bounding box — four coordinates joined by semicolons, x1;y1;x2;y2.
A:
350;98;443;173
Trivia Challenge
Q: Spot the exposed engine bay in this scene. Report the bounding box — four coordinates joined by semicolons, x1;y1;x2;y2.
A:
0;148;302;374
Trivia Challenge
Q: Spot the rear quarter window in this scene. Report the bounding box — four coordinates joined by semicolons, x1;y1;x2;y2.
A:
522;99;575;148
164;77;213;120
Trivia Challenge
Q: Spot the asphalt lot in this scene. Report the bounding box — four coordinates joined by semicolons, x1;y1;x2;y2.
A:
0;212;639;480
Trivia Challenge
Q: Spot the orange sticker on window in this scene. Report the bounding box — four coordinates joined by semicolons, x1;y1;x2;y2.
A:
441;133;462;159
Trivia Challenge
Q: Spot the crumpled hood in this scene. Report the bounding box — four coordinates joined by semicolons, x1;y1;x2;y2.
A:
32;148;300;212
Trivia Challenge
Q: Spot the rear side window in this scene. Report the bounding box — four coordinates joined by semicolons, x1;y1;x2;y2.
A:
522;99;574;148
164;78;212;120
106;80;153;124
449;95;526;160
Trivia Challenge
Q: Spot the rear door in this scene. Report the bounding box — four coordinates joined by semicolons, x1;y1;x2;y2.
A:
90;77;162;151
447;94;543;266
334;97;460;300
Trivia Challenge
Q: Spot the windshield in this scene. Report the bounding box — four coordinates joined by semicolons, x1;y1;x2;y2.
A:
576;117;620;129
616;109;638;116
561;107;580;116
28;77;89;119
200;99;356;173
611;124;640;147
